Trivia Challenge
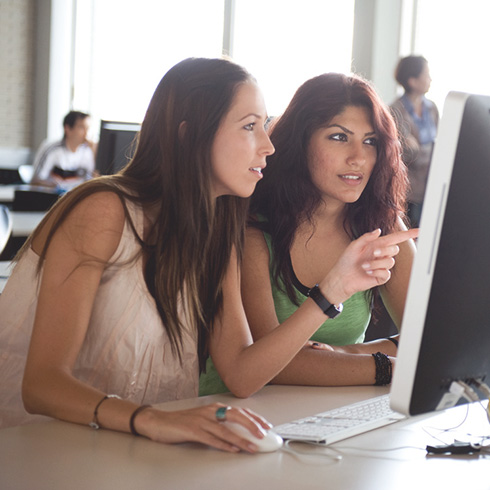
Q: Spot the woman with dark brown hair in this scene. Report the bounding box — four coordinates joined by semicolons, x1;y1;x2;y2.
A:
1;61;414;450
200;73;417;395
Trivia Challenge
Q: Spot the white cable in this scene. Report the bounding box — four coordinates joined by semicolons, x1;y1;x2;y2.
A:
454;380;480;403
281;440;343;462
469;380;490;423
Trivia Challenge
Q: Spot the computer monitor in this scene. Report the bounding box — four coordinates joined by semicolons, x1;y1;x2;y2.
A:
391;91;490;416
95;121;141;175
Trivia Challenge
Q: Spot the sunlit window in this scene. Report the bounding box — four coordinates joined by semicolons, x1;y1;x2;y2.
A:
233;0;355;116
73;0;224;131
73;0;355;134
414;0;490;111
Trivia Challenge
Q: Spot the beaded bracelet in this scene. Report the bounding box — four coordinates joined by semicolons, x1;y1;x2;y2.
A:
372;352;393;386
129;405;152;436
90;394;121;430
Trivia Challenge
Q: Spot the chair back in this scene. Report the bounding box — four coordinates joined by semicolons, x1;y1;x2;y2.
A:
0;204;13;254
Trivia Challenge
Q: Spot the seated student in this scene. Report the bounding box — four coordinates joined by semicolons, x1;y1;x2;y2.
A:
0;59;415;452
31;111;97;189
200;73;417;395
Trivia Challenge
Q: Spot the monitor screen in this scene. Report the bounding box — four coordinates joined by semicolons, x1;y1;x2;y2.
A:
391;91;490;416
95;121;141;175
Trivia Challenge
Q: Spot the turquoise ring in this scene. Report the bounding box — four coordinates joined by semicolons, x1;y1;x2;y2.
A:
215;406;231;422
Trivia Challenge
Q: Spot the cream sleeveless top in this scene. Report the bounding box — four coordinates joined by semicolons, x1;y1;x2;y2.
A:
0;199;199;428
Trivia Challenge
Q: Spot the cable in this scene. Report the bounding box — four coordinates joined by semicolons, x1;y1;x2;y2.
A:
281;440;343;463
469;379;490;423
450;380;479;403
280;382;490;463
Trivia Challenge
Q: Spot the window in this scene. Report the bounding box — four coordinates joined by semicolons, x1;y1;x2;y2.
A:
232;0;355;116
73;0;355;132
73;0;224;129
413;0;490;111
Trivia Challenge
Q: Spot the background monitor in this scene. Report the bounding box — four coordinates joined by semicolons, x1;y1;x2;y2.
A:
95;121;141;175
391;91;490;416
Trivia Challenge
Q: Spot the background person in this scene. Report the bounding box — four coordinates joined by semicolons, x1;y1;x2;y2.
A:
390;55;439;227
31;110;97;189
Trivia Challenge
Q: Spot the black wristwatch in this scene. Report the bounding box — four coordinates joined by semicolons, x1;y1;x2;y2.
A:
307;284;343;318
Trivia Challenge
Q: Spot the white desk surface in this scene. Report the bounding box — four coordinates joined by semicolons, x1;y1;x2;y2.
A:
11;211;45;237
0;185;15;202
1;385;489;490
0;184;59;204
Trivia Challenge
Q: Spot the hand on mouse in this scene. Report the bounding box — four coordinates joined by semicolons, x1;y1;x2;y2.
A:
131;402;274;453
222;422;283;452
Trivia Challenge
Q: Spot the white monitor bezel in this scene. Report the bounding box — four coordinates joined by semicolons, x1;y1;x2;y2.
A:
390;91;472;415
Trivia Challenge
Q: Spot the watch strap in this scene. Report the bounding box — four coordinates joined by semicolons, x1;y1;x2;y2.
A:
307;284;343;318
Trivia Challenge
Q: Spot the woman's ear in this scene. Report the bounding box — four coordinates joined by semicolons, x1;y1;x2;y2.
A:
178;121;187;141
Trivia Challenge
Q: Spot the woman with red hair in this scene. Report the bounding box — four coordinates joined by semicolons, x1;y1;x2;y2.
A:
200;73;417;394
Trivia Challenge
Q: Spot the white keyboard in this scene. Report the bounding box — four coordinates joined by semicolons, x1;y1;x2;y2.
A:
274;394;405;445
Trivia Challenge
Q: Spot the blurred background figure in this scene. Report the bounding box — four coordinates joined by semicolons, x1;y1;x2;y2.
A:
31;111;97;190
391;55;439;228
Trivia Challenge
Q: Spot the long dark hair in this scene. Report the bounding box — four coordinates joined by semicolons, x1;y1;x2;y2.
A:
250;72;408;304
20;57;253;371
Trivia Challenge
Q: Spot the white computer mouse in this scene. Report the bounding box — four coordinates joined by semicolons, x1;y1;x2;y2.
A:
223;422;283;453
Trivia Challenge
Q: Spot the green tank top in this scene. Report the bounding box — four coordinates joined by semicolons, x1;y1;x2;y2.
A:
199;230;372;396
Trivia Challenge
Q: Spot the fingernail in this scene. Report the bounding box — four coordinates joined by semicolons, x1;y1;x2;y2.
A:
373;249;381;256
362;262;371;269
365;270;373;275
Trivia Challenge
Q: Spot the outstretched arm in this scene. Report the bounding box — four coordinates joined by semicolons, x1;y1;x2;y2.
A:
314;217;417;358
210;226;418;395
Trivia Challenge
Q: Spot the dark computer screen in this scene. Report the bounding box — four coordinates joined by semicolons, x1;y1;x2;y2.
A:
95;121;141;175
391;92;490;416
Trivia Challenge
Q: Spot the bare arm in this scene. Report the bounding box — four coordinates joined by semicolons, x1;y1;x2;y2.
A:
210;227;418;395
23;192;133;427
237;228;380;386
22;193;269;453
335;218;417;355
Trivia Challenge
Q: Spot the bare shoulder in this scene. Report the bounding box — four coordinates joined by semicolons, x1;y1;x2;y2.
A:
242;226;270;281
394;215;409;231
395;216;417;253
67;191;126;224
38;191;128;263
244;226;269;256
67;191;127;257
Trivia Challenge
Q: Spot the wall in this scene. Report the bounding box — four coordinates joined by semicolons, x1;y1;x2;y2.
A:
352;0;403;104
0;0;74;169
0;0;35;167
